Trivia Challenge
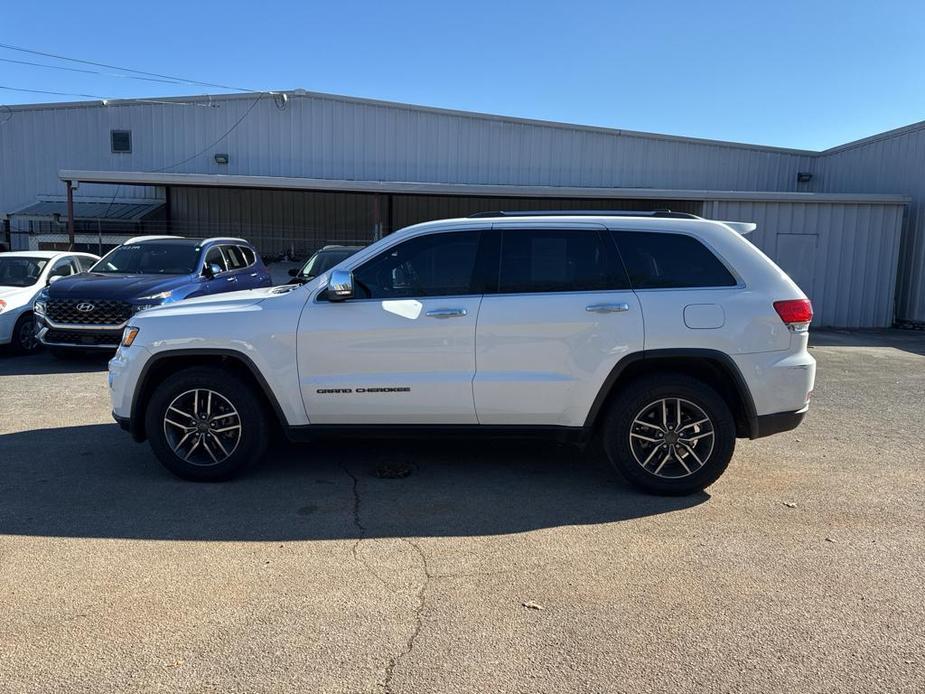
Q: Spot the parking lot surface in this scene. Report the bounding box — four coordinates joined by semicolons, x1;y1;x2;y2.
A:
1;330;923;693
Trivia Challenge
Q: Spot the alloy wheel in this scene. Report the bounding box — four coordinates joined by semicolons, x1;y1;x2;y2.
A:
162;389;242;466
17;317;39;352
628;397;715;479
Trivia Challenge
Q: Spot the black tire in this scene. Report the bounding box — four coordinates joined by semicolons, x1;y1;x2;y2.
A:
10;312;41;354
145;367;269;481
601;373;735;495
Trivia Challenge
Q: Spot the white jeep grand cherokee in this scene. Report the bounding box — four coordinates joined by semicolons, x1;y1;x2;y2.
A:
109;211;815;495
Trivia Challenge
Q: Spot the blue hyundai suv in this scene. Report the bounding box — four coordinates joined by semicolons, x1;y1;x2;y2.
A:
34;236;271;352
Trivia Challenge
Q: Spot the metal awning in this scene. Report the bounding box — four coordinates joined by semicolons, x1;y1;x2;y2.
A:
58;169;911;205
11;199;165;222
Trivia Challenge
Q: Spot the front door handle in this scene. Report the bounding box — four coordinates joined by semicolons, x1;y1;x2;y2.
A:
586;302;630;313
227;276;238;282
425;308;468;319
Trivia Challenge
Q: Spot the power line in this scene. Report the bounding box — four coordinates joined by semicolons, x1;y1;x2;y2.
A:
0;56;192;86
0;85;107;100
0;84;220;108
0;41;257;93
154;92;266;171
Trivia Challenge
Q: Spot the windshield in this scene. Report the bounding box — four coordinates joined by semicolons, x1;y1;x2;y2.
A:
299;249;356;279
92;243;200;275
0;257;48;287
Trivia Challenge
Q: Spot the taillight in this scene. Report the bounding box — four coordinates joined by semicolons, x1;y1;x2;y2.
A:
774;299;813;331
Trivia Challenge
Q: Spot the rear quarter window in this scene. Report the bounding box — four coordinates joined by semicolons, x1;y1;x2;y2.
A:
612;231;737;289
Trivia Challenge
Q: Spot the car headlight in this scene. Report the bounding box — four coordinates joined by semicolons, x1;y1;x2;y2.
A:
121;326;140;347
33;299;45;316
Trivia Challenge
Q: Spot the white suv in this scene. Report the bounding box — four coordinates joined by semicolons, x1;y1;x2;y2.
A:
109;212;815;494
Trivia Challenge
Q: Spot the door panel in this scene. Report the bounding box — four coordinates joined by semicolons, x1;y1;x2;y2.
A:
299;296;482;423
474;291;643;426
474;224;644;427
298;227;488;424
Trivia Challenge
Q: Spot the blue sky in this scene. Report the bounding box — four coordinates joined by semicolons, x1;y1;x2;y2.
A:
2;0;924;150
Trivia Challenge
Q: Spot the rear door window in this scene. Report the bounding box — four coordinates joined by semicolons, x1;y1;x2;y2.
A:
497;228;627;293
237;246;256;267
612;231;737;289
223;245;247;270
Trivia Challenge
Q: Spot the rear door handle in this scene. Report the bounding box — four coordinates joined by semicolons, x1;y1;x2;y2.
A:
425;308;468;319
585;302;630;313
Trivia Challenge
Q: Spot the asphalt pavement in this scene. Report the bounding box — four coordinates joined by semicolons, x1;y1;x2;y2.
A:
0;329;923;693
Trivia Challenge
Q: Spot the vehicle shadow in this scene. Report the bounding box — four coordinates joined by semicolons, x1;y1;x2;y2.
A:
0;350;110;376
0;423;707;541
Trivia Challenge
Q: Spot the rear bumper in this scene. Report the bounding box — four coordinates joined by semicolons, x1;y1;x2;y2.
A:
752;406;808;439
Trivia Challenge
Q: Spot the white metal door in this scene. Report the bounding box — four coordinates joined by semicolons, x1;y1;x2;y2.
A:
298;227;486;424
473;223;644;427
298;297;482;424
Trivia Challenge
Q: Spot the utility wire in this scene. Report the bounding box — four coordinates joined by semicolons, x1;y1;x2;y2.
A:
0;56;193;86
99;91;267;222
0;42;257;93
0;84;220;107
0;85;108;100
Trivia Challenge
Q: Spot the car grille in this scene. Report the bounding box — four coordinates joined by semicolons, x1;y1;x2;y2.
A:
44;328;122;347
46;298;132;326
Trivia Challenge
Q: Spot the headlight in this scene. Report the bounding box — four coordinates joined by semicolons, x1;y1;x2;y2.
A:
33;299;45;316
121;326;140;347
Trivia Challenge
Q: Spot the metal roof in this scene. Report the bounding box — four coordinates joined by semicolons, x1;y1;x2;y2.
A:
10;199;164;222
57;170;911;205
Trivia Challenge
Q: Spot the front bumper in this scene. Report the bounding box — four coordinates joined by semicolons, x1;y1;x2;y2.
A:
112;411;132;432
35;315;122;349
0;308;19;344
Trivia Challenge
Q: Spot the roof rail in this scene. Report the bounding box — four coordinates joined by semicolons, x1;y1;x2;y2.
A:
202;237;249;244
122;234;181;244
467;209;701;220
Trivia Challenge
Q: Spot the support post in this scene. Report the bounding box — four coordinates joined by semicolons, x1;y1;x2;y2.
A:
66;179;75;250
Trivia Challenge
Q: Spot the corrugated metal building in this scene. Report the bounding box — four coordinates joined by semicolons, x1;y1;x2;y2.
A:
0;90;920;327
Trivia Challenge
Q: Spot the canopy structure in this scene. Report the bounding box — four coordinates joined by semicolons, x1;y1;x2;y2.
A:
11;198;164;223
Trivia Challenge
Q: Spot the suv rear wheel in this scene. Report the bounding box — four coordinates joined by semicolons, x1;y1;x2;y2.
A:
145;367;268;481
601;374;735;495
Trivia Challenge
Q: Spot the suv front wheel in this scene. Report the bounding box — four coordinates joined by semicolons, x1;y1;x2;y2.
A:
145;367;268;481
601;374;735;495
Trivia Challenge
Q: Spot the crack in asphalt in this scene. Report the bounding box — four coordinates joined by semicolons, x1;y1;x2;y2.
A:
339;462;393;590
338;463;433;694
384;538;431;694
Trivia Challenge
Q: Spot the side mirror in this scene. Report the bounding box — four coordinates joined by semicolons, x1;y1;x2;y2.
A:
328;269;354;301
202;263;223;279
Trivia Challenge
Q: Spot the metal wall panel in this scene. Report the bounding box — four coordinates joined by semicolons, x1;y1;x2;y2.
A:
815;124;925;323
169;187;378;256
707;201;905;328
0;92;815;225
